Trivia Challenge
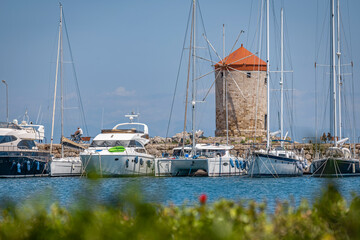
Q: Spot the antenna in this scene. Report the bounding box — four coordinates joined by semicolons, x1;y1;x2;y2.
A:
125;112;140;123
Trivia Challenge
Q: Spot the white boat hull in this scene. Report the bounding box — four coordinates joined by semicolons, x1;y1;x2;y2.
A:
50;157;83;177
80;153;154;177
155;157;246;177
207;157;246;177
248;153;303;177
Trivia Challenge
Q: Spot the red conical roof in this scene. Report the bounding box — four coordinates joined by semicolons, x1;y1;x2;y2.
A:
215;44;267;71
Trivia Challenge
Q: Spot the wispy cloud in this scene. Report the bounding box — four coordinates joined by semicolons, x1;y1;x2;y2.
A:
112;87;135;97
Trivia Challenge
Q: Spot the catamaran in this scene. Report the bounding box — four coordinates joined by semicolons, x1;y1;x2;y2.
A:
155;0;246;177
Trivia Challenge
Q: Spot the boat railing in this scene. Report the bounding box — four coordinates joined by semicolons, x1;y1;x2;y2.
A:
0;145;41;152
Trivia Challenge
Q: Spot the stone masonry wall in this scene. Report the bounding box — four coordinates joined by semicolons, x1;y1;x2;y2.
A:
215;70;267;137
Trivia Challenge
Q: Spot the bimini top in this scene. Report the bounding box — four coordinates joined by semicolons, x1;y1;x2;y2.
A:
214;44;267;72
101;122;149;135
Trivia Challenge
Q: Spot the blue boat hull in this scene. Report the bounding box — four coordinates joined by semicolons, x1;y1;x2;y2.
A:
248;153;303;177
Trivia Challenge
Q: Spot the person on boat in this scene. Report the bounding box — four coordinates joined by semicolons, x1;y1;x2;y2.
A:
327;132;332;142
321;133;327;143
74;127;83;142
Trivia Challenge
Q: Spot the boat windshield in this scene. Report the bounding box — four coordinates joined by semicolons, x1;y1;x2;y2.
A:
173;149;192;157
90;140;143;148
0;135;17;144
196;149;226;157
17;140;36;150
114;124;145;133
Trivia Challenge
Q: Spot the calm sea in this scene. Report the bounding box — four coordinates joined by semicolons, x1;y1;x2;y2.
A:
1;176;359;211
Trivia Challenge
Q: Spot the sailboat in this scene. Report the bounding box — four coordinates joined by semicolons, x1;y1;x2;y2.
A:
247;3;306;177
49;3;84;177
155;0;246;177
310;0;360;177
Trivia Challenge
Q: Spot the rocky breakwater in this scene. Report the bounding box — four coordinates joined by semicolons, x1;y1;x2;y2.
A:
37;133;360;162
146;132;360;162
37;144;85;158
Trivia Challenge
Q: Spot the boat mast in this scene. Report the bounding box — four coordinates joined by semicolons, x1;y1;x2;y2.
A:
280;8;284;147
50;3;62;154
266;0;270;150
60;3;64;158
331;0;338;146
337;0;342;140
223;24;229;146
191;0;196;154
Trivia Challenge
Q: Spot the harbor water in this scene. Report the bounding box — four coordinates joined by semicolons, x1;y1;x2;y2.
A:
1;176;360;212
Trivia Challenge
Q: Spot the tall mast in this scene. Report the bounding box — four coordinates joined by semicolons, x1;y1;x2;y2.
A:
223;24;229;145
191;0;196;154
50;3;62;154
337;0;342;140
266;0;270;150
280;8;284;147
60;4;64;158
331;0;337;146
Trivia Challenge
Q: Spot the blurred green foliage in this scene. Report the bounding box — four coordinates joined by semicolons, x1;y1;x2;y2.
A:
0;182;359;240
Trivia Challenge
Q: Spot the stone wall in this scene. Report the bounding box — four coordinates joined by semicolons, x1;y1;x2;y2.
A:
215;69;267;137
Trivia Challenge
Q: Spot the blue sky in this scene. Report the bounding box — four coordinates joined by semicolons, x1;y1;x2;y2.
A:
0;0;359;143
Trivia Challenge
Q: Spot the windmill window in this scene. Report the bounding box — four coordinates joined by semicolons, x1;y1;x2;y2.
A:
247;72;251;78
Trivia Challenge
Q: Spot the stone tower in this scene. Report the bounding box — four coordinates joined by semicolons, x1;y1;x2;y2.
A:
215;44;267;137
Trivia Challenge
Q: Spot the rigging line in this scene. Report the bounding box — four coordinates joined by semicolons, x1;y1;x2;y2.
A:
248;0;262;52
62;9;88;136
270;0;280;72
315;0;330;61
345;0;353;60
47;23;60;126
202;34;223;62
253;0;265;142
315;60;318;148
194;69;215;81
201;70;221;102
226;30;245;63
245;0;254;48
225;69;246;99
164;0;192;144
283;10;293;69
195;55;218;65
340;13;351;63
197;0;213;64
351;64;356;149
226;52;257;66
